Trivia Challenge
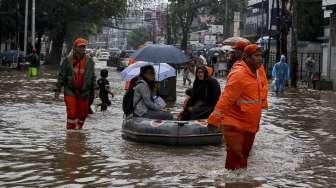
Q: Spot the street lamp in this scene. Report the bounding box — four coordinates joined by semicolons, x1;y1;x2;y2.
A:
24;0;29;56
32;0;36;49
144;17;157;43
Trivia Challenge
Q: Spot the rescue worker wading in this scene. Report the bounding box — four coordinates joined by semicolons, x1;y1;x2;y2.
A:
231;39;269;109
55;38;96;130
208;44;268;170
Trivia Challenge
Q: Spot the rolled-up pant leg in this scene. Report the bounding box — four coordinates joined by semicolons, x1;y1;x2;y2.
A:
65;96;88;129
76;97;89;129
65;95;78;130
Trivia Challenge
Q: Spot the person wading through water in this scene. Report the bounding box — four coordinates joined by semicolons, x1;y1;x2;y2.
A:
208;44;268;170
55;38;97;130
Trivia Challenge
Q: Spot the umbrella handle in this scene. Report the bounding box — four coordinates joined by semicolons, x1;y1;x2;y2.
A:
158;64;161;81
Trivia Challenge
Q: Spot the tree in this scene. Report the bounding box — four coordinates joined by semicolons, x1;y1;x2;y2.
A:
0;0;127;64
166;3;181;45
1;0;155;65
168;0;202;51
167;0;247;50
277;0;322;87
206;0;247;38
127;27;151;49
0;0;25;50
38;0;127;65
290;0;298;88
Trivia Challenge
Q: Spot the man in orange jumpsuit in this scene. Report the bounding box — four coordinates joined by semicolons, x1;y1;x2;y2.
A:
231;39;268;108
208;44;268;170
55;38;96;130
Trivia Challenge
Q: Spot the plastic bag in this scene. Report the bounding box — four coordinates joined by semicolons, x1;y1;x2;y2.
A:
153;96;166;109
271;79;277;92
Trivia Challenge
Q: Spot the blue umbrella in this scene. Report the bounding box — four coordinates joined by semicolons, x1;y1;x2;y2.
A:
131;44;190;64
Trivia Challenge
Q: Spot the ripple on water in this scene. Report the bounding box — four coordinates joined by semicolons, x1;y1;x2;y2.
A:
1;69;336;187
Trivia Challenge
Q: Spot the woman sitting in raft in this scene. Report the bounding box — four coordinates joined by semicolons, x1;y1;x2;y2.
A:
178;65;221;120
133;65;173;120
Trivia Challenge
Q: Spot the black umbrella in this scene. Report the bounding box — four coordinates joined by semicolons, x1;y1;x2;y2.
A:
131;44;190;64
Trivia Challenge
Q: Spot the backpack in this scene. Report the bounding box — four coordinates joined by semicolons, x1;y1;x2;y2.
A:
122;77;141;115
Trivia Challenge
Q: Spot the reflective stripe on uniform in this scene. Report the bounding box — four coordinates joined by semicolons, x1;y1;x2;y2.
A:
73;67;85;74
213;110;223;118
237;99;261;105
67;119;77;124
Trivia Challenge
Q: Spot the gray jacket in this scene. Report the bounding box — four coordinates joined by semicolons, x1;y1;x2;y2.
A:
133;79;161;116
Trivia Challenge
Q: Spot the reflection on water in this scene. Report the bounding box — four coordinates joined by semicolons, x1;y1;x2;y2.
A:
64;131;89;184
0;64;336;187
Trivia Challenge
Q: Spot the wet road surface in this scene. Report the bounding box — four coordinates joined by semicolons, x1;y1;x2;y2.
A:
0;62;335;187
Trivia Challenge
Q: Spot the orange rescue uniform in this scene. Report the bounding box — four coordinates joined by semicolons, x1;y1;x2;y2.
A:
208;60;268;169
66;56;88;129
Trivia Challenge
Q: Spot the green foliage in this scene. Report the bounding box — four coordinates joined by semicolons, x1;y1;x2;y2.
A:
167;0;247;48
127;27;151;49
0;0;25;47
0;0;127;46
37;0;127;42
168;0;203;49
207;0;247;25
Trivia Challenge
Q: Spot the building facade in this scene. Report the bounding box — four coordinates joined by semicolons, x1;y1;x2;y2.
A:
89;4;167;50
322;0;336;89
244;0;271;40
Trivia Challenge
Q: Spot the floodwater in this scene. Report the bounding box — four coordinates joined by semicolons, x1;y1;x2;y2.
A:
0;61;335;187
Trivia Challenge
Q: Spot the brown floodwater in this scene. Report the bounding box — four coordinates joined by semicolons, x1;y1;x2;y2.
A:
0;61;335;187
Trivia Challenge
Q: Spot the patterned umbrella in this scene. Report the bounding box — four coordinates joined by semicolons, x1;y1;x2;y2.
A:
120;61;176;81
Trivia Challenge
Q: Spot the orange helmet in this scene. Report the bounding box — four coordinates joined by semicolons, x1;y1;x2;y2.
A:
244;44;262;56
73;38;88;47
232;40;251;50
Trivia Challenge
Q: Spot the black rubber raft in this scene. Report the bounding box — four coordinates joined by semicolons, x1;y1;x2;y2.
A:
122;117;223;146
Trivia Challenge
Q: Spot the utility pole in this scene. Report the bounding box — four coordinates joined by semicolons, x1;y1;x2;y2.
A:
266;0;275;76
32;0;36;48
15;0;19;49
275;0;281;61
166;3;172;44
24;0;29;56
225;0;228;38
280;0;288;57
153;18;156;43
16;0;21;69
290;0;298;88
261;0;264;37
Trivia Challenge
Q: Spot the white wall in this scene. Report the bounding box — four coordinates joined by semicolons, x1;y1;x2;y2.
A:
322;43;329;78
331;46;336;89
323;0;336;6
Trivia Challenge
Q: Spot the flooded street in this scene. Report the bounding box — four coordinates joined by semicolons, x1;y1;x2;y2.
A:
0;62;336;187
